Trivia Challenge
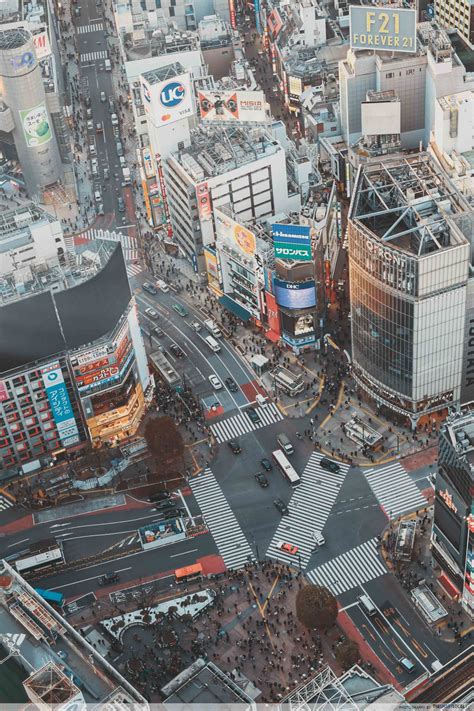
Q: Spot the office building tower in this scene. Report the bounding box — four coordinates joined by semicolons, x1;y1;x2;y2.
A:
434;0;474;49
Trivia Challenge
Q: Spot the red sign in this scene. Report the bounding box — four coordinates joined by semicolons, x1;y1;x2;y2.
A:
196;182;212;221
79;357;110;375
229;0;236;29
115;335;131;367
77;366;119;388
265;291;281;336
267;9;283;39
0;380;8;402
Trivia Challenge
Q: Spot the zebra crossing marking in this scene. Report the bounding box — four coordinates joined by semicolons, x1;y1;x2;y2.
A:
77;22;105;34
0;493;14;510
80;50;109;63
266;453;349;568
306;538;387;596
364;462;428;520
190;468;254;570
126;263;142;279
210;403;283;443
78;228;138;251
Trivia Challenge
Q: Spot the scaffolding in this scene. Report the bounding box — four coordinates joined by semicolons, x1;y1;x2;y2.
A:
283;666;358;711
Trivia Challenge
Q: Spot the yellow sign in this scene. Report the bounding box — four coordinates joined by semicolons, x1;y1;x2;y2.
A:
439;488;458;514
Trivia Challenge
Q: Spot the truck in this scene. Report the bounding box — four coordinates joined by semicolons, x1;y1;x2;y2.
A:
204;319;222;338
122;166;131;185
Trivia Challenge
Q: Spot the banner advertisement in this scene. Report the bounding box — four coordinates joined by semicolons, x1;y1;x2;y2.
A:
142;148;155;178
215;208;256;256
272;223;312;261
140;72;194;126
273;278;317;310
229;0;236;29
196;182;212;221
20;103;52;147
349;6;417;54
32;31;52;59
265;291;281;336
198;90;267;123
41;362;80;446
255;0;262;34
0;380;8;402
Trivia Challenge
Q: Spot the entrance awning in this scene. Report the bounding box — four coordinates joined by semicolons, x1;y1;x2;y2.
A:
265;330;280;343
219;295;252;321
438;572;460;599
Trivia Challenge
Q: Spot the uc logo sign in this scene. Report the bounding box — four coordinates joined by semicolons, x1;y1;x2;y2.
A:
160;81;185;108
11;51;36;70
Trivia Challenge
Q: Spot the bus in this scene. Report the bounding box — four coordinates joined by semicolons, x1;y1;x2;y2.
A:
34;588;64;607
271;366;304;396
175;563;203;583
272;449;301;486
14;539;64;574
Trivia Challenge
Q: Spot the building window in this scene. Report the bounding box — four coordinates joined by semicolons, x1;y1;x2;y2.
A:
169;5;175;15
385;72;394;78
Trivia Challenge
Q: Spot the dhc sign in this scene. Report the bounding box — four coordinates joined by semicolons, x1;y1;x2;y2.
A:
160;81;186;108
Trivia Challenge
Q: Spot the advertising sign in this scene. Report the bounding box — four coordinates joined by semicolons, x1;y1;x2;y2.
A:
255;0;262;34
142;148;155;178
41;362;80;446
265;291;281;336
33;31;52;59
349;6;417;53
20;103;52;147
0;380;8;402
267;9;283;39
198;90;267;123
272;223;312;261
196;182;212;222
273;278;316;309
229;0;236;29
140;72;194;126
10;50;36;72
215;208;256;256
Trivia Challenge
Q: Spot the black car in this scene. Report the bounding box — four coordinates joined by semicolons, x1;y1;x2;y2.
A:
152;326;164;337
273;498;289;515
118;197;125;213
320;457;340;473
98;572;119;586
260;457;273;472
148;491;170;503
143;282;157;296
228;440;241;454
247;408;261;424
255;472;269;488
225;377;238;393
155;500;176;510
170;343;185;358
162;508;180;519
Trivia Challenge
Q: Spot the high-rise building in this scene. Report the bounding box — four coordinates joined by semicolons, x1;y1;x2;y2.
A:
435;0;474;49
0;27;62;195
0;245;151;470
348;153;471;428
431;412;474;618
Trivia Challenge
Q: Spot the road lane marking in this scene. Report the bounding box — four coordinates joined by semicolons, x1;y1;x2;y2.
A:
6;538;30;548
178;489;194;525
169;548;198;558
50;567;133;590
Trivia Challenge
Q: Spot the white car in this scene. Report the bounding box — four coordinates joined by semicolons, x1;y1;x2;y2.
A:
111;113;119;126
191;321;201;332
91;158;98;176
94;189;101;202
87;119;94;131
208;374;223;390
145;307;158;319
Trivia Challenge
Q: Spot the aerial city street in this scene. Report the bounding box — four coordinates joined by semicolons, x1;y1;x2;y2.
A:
0;0;473;707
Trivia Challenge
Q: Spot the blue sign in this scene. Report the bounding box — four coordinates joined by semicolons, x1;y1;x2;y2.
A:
42;363;79;446
46;382;75;424
160;81;186;108
273;278;316;310
255;0;262;34
11;51;36;70
272;223;312;261
191;253;198;273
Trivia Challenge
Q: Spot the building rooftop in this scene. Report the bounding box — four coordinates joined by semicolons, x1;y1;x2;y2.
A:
0;561;146;706
350;153;471;257
442;411;474;471
173;125;281;180
141;61;186;86
409;646;473;705
0;243;131;374
0;202;57;253
162;659;255;707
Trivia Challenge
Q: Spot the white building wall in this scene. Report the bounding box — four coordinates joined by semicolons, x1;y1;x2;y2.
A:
127;303;150;392
434;92;474;155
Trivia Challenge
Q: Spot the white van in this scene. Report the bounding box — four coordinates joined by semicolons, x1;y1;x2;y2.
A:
156;279;169;292
277;432;294;455
358;594;376;616
256;393;267;407
205;335;221;353
313;531;325;546
204;319;222;337
104;58;111;71
399;657;415;674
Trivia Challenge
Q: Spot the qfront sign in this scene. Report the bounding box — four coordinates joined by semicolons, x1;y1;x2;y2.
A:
272;223;312;262
349;6;417;54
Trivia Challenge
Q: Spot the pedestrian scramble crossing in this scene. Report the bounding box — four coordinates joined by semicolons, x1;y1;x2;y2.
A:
306;538;387;596
210;403;283;443
266;454;349;568
77;22;105;34
364;462;428;520
79;228;139;252
80;50;109;63
0;492;14;510
190;468;255;570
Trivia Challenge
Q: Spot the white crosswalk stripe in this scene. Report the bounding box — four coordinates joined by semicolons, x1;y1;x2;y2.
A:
210;403;283;443
306;538;387;596
77;22;105;34
78;228;139;251
124;248;140;262
364;462;427;520
190;468;255;570
266;453;349;568
126;263;142;278
0;494;14;510
80;50;109;63
64;233;74;251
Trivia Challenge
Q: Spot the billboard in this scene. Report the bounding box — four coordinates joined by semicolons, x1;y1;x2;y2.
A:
274;279;316;310
215;208;256;256
349;6;417;53
20;103;52;147
272;223;312;261
0;380;8;402
265;291;281;336
33;31;52;59
198;90;267;123
41;362;80;446
140;72;194;126
196;182;212;221
361;100;401;135
267;9;283;39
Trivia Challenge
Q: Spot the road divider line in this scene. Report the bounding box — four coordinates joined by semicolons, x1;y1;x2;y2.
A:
50;567;133;590
170;548;198;558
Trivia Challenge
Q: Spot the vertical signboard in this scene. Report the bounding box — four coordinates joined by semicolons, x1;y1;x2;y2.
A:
255;0;262;34
196;182;212;221
42;362;80;446
155;153;173;238
349;6;417;53
272;223;312;261
19;103;52;147
229;0;237;29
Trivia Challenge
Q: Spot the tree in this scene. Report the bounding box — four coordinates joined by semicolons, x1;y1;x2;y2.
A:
144;416;184;469
295;584;338;631
335;638;360;670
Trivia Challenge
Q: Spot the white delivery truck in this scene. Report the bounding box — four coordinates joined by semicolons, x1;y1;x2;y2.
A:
204;319;222;337
122;166;131;185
